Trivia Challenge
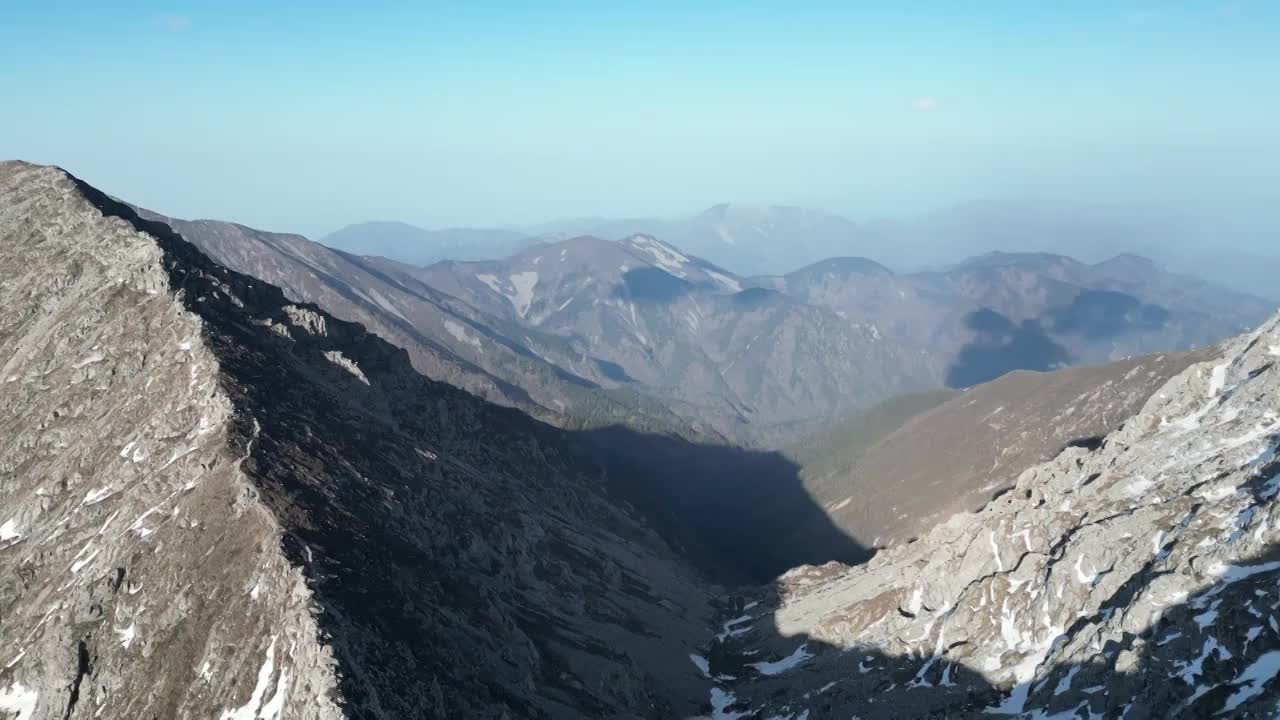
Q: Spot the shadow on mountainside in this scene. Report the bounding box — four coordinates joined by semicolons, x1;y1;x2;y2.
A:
947;309;1072;388
573;426;872;585
75;179;873;717
947;291;1176;389
1047;289;1170;339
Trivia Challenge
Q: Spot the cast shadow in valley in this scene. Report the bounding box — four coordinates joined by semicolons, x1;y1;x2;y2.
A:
572;425;872;585
946;291;1175;389
614;266;702;303
1047;289;1170;339
946;308;1072;388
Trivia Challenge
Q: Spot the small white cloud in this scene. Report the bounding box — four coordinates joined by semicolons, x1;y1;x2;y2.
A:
156;15;192;33
911;97;941;112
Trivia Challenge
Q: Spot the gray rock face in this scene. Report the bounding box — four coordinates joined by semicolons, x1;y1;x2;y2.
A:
696;311;1280;717
0;161;714;719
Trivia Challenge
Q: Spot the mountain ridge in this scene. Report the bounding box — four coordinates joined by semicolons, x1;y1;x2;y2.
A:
0;161;725;718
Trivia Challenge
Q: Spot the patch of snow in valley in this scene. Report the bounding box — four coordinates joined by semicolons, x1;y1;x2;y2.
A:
628;235;691;277
70;548;99;573
716;614;755;641
363;287;409;321
476;273;504;295
1207;362;1229;398
0;683;38;719
1206;559;1280;587
72;352;105;368
988;531;1004;572
1173;636;1229;686
748;644;813;675
220;637;288;720
508;271;539;318
710;687;748;720
1073;554;1097;585
82;486;115;506
828;497;852;512
689;654;711;677
116;622;136;649
0;519;21;543
705;268;742;292
443;320;483;350
1219;650;1280;714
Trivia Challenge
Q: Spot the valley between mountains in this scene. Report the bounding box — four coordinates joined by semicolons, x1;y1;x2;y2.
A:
3;160;1280;719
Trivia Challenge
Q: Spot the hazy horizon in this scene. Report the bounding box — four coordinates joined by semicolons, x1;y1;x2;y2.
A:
3;2;1277;255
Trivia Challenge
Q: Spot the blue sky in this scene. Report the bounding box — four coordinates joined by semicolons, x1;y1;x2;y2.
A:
2;1;1277;240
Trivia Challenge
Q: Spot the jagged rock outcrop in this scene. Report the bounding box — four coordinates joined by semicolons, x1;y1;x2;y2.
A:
697;312;1280;717
0;161;714;719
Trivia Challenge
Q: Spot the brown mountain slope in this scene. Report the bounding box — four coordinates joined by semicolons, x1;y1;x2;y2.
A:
789;350;1210;552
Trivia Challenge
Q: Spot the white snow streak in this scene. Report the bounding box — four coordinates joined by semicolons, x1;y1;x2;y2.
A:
508;271;539;318
748;644;813;675
0;683;38;719
1220;650;1280;714
443;320;483;350
689;654;711;677
710;687;748;720
220;637;286;720
116;622;136;649
476;273;503;295
0;519;21;543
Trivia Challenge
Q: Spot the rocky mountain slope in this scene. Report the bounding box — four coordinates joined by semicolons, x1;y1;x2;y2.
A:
0;161;720;719
694;311;1280;718
410;235;931;444
134;207;704;441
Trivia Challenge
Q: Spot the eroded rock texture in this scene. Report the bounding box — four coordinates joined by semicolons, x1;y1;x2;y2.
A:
695;312;1280;717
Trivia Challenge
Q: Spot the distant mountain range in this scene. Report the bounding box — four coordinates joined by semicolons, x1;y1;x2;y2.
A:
140;202;1275;448
320;221;532;266
321;202;1280;301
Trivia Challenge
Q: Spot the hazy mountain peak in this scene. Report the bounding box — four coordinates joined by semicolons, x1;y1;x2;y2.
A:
321;220;530;266
1093;252;1163;278
787;256;896;279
